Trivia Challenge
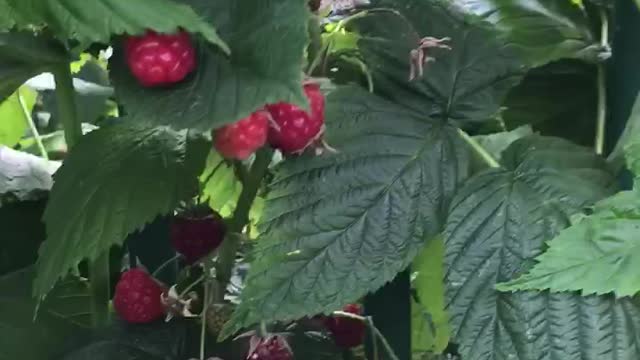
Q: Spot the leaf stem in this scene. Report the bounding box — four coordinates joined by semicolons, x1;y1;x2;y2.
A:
151;253;181;277
200;281;211;360
457;129;500;168
18;89;48;160
595;9;609;156
214;149;272;294
55;63;111;327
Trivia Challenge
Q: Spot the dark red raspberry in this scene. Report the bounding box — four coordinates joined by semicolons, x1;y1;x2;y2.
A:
125;30;196;87
214;111;269;160
309;0;322;12
113;268;166;324
170;208;226;264
266;84;325;154
325;303;366;348
246;335;293;360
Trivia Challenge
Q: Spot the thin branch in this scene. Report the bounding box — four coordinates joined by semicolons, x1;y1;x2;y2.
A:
17;89;48;160
595;8;609;156
457;129;500;168
200;281;211;360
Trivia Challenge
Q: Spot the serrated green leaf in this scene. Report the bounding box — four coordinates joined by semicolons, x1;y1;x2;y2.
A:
221;86;471;338
452;0;602;66
412;236;450;355
1;0;229;53
0;31;69;102
0;267;91;360
0;87;35;147
34;122;210;297
610;92;640;172
199;150;242;216
444;135;640;360
471;125;533;170
353;0;524;123
110;0;308;131
496;190;640;297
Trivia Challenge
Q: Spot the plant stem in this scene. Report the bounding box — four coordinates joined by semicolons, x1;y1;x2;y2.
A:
595;9;609;156
151;253;181;277
17;89;48;160
307;15;324;74
55;63;111;327
457;129;500;168
200;281;211;360
214;149;272;293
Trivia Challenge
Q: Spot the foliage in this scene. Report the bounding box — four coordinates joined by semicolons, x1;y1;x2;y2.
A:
0;87;35;147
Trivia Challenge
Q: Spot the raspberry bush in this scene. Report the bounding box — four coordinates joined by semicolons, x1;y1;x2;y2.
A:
1;1;640;360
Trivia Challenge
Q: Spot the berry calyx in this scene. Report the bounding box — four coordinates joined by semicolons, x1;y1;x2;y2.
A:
113;268;166;324
246;335;293;360
266;84;325;154
325;303;366;348
125;30;196;87
214;111;270;160
170;207;227;264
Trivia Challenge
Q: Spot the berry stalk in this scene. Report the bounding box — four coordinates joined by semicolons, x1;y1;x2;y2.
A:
214;148;273;298
54;63;111;327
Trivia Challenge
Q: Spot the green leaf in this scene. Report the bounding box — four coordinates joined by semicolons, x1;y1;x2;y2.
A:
412;236;450;355
353;0;524;123
1;0;229;53
0;146;60;203
0;87;35;147
452;0;602;66
110;0;308;131
34;122;210;297
199;150;242;216
0;31;69;102
0;267;91;360
444;135;640;360
609;92;640;171
221;86;471;338
496;190;640;297
471;125;533;170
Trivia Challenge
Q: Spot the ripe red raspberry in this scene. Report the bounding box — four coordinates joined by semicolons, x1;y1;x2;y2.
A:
325;303;366;348
125;30;196;87
113;268;166;324
266;84;325;154
170;207;226;264
214;111;270;160
246;335;293;360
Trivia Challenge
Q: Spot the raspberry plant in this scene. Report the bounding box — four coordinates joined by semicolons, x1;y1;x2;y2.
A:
1;1;640;360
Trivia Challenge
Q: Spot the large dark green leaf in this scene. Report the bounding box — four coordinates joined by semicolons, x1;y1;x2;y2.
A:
452;0;602;66
221;86;471;338
110;0;308;131
0;0;228;52
0;31;69;102
353;0;524;125
0;267;91;360
34;122;210;297
444;135;640;360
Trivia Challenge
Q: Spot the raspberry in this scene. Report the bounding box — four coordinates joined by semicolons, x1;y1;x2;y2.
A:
125;30;196;87
266;84;325;154
246;335;293;360
113;268;165;324
325;303;366;348
170;207;227;264
214;111;270;160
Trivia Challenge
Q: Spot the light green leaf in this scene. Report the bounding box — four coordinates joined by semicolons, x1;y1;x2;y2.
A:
0;267;91;360
34;122;210;297
496;190;640;297
221;86;471;338
472;125;533;169
1;0;229;53
0;87;35;147
199;150;242;217
0;31;69;102
353;0;524;124
412;236;450;355
611;92;640;173
444;135;640;360
452;0;603;66
110;0;308;131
